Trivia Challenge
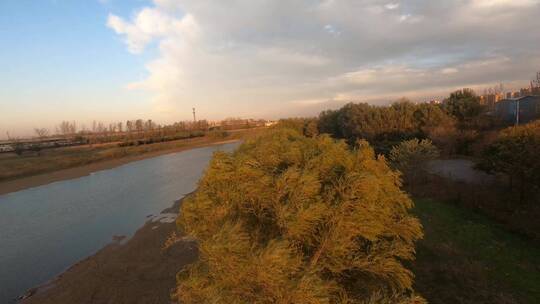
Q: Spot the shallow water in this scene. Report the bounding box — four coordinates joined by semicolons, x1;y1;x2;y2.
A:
0;142;238;303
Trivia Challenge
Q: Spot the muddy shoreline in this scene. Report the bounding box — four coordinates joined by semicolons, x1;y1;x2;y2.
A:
0;139;239;196
20;195;196;304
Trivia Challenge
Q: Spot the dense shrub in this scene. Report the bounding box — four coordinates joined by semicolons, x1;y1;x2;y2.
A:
318;101;455;154
175;128;424;303
276;118;319;137
442;89;484;123
479;120;540;204
389;139;440;187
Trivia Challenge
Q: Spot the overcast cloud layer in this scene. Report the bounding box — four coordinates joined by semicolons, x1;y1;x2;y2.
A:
107;0;540;118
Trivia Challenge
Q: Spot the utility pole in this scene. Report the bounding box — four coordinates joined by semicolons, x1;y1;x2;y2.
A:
192;107;196;123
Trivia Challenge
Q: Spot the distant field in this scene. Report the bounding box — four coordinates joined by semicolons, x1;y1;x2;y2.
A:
413;199;540;304
0;128;263;182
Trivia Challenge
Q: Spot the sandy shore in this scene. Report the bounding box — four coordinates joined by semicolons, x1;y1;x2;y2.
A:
0;139;239;196
21;196;196;304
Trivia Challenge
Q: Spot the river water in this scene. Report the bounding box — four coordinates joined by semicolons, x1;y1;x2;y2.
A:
0;142;239;303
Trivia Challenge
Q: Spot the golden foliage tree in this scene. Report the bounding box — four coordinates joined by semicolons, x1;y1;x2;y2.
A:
175;128;424;303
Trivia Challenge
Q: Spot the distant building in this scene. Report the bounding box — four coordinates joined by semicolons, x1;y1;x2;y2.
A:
494;96;540;124
481;93;503;110
485;94;494;106
496;93;504;102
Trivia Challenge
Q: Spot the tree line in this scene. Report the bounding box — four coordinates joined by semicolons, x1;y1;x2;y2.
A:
168;88;540;302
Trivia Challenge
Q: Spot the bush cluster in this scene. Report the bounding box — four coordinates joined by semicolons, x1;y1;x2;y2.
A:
318;101;455;154
175;128;424;303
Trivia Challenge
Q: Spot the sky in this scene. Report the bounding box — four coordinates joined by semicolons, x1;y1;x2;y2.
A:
1;0;540;137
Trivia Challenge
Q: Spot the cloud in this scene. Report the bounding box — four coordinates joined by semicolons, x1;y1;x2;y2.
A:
384;3;400;10
441;68;459;74
472;0;540;8
107;8;198;53
106;0;540;119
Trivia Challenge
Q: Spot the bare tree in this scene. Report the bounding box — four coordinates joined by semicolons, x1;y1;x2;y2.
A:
69;121;77;134
6;132;24;156
126;120;133;132
34;128;49;139
108;123;117;133
58;121;77;136
135;119;144;137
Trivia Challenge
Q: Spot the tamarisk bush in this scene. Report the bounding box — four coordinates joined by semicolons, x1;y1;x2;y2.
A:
175;128;424;303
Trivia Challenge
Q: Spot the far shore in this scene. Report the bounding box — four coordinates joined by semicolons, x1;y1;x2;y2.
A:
0;139;240;196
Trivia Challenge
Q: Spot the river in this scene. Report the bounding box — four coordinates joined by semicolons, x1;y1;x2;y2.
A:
0;142;239;303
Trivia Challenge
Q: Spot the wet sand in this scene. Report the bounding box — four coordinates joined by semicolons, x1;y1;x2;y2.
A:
0;139;239;196
21;197;196;304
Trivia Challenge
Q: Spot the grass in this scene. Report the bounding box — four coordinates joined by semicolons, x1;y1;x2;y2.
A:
412;199;540;304
0;128;263;182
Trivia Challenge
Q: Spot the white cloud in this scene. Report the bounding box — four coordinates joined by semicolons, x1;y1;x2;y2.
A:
107;9;199;54
472;0;539;8
324;24;341;36
107;14;151;53
106;0;540;119
384;3;400;10
441;68;459;74
398;13;423;23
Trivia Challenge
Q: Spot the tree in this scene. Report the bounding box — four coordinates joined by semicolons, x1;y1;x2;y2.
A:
479;121;540;204
58;121;77;135
303;118;319;137
34;128;49;139
389;139;440;188
317;101;454;155
175;128;425;303
318;109;341;137
32;128;49;156
126;120;134;133
135;119;144;136
443;89;484;122
6;132;24;156
276;118;319;137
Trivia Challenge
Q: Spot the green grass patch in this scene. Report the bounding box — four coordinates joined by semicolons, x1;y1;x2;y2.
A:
413;199;540;303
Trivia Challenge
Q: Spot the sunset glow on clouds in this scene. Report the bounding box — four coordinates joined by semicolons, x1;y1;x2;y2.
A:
1;0;540;136
107;0;540;118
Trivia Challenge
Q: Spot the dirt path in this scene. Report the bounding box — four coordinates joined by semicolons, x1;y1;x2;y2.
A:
426;159;496;185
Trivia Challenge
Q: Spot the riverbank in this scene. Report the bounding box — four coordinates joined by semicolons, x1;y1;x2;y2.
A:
0;127;266;195
21;196;195;304
0;137;243;195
